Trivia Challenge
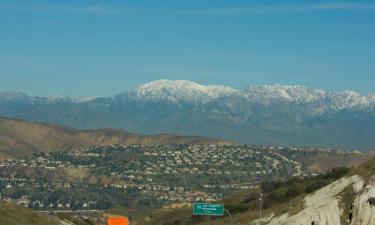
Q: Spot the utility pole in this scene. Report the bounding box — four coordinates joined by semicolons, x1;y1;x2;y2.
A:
259;192;263;225
224;209;233;225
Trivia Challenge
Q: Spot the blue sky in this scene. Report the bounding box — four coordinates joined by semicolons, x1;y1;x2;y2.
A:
0;0;374;96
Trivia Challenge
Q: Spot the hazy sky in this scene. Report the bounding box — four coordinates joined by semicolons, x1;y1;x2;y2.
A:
1;0;374;96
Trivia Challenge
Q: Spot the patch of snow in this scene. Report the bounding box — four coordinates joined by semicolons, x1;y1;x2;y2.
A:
47;95;98;103
0;91;31;101
366;93;375;106
245;84;326;103
131;79;239;103
329;91;369;110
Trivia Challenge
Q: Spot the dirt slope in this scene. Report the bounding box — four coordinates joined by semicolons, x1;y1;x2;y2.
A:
0;116;233;160
0;201;59;225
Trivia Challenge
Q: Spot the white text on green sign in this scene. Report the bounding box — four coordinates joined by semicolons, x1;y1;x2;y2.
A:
192;203;224;216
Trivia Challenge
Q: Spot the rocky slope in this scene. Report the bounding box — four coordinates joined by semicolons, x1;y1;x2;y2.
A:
262;161;375;225
253;158;375;225
1;80;375;150
264;175;363;225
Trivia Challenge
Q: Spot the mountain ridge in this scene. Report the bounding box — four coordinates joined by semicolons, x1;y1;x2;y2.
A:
1;80;375;150
2;80;375;109
0;116;233;160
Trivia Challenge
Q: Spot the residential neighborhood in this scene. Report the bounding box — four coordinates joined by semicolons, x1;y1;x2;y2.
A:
0;144;361;211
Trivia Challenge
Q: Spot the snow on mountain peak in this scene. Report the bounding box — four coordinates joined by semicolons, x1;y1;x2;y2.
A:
0;91;32;102
132;79;238;103
0;91;97;104
1;81;373;109
367;93;375;103
244;84;326;103
129;80;373;109
330;90;369;109
47;95;98;103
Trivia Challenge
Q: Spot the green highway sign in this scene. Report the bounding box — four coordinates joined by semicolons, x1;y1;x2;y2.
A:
192;203;224;216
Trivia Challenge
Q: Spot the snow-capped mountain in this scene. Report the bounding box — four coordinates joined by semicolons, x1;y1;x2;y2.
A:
129;79;239;104
0;91;33;102
0;92;97;104
2;80;373;108
1;80;375;150
244;84;326;103
127;80;374;109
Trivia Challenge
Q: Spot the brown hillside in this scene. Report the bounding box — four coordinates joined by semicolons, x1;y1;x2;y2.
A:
0;117;233;160
0;201;59;225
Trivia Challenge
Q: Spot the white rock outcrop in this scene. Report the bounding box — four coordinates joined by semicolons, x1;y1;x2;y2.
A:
266;175;362;225
351;184;375;225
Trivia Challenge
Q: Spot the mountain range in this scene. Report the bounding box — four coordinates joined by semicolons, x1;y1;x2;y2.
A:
1;79;375;150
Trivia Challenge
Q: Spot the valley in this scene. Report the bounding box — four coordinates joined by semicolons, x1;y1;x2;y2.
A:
1;144;372;213
2;2;374;224
0;114;374;225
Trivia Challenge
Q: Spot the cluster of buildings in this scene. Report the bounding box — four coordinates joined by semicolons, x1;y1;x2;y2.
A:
0;144;311;209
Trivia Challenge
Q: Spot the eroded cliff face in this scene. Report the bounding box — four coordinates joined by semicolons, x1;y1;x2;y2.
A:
351;176;375;225
256;175;375;225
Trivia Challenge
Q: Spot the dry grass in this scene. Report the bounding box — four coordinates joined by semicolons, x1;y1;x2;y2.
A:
0;116;233;160
304;153;374;173
62;167;90;182
0;201;59;225
350;156;375;178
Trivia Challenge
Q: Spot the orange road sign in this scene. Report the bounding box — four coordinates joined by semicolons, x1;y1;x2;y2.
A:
107;217;129;225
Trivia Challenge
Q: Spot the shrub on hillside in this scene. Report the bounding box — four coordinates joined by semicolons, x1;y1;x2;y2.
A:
260;167;350;209
368;197;375;206
304;179;330;193
323;167;350;180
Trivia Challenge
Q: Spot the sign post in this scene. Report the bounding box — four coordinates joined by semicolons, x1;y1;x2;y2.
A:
192;203;232;225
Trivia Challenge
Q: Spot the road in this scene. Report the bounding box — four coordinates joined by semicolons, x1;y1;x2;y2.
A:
35;209;104;213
